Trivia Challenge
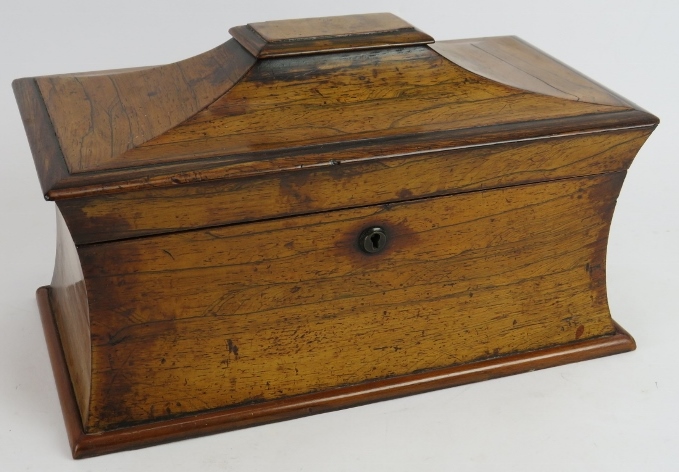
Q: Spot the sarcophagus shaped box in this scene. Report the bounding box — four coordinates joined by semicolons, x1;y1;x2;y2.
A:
13;13;657;458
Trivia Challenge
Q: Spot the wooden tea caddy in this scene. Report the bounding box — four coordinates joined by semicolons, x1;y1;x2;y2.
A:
14;13;658;458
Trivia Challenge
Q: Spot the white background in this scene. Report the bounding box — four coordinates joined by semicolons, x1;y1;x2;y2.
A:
1;1;677;470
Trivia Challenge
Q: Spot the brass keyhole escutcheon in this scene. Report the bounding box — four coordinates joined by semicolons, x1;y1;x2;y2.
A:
359;227;387;254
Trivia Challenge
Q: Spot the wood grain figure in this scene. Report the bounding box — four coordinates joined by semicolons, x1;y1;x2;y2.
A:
14;12;658;457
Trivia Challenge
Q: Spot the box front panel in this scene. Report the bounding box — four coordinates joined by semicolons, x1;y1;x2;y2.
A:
80;172;622;432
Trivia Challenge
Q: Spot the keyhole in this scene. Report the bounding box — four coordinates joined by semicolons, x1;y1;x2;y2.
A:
359;227;387;254
371;233;382;250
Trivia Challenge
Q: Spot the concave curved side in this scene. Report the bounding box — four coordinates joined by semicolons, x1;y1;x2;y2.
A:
50;208;91;427
429;36;634;108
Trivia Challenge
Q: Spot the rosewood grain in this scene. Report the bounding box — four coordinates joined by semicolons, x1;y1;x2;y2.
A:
50;211;90;424
38;287;635;458
430;36;632;107
41;109;656;202
124;46;625;171
19;38;256;179
229;13;434;58
11;78;70;195
57;128;652;244
15;12;657;458
63;173;622;431
14;32;657;199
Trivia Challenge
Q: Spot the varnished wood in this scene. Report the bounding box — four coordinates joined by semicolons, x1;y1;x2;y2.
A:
229;13;434;58
38;286;635;459
430;37;632;107
110;46;628;171
16;13;658;458
14;31;657;199
58;127;653;244
50;209;90;424
62;172;622;431
44;109;656;202
12;78;70;196
30;39;255;176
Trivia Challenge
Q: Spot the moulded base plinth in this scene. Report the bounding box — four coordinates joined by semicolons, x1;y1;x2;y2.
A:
37;286;636;459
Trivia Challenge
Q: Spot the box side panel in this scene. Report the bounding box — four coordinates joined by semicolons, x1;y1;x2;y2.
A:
50;208;91;425
58;128;651;244
79;172;623;432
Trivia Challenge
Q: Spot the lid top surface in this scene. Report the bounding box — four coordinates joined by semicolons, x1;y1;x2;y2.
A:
228;12;434;58
249;13;415;42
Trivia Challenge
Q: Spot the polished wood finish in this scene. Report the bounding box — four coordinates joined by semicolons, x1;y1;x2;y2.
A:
37;287;635;458
58;128;653;244
15;13;658;458
13;38;256;190
430;36;632;107
99;47;626;171
14;30;656;200
64;172;622;431
12;78;70;196
42;108;655;202
229;13;433;58
50;210;90;424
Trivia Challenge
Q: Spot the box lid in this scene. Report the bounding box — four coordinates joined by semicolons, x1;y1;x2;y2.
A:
14;13;657;201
